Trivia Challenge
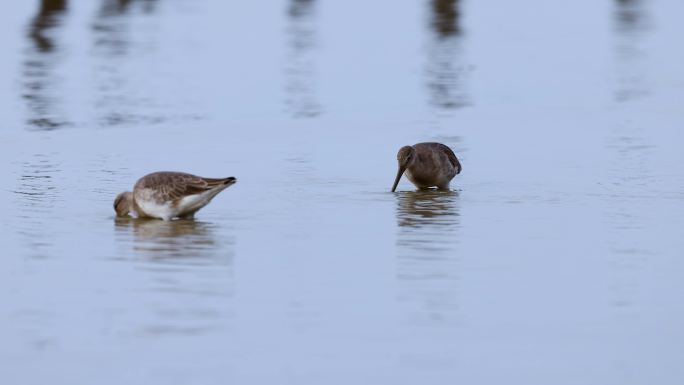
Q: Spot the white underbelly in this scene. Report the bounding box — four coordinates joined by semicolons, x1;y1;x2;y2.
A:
134;186;225;220
137;200;177;220
177;191;214;213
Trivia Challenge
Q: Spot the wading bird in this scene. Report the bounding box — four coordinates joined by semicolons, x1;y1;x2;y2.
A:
391;143;461;192
114;172;236;220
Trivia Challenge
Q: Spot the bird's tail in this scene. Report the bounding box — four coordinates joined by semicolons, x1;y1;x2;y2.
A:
203;177;237;187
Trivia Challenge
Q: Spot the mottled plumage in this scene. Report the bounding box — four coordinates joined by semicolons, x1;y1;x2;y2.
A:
114;172;236;220
392;142;461;192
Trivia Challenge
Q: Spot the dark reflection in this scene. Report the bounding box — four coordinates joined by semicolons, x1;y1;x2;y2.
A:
426;0;470;110
29;0;67;53
395;190;461;325
94;0;159;53
396;190;460;229
284;0;322;118
92;0;164;127
613;0;651;102
99;0;158;17
431;0;461;37
23;0;70;130
114;218;229;263
615;0;650;33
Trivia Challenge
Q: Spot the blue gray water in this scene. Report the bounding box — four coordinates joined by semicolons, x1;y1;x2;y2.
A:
1;0;683;384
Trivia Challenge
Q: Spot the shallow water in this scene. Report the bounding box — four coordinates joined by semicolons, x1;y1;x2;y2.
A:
1;0;684;384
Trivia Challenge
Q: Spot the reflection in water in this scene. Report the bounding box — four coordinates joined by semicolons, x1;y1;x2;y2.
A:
396;190;460;229
395;191;461;326
284;0;322;118
430;0;461;37
23;0;69;130
614;0;650;33
91;0;164;126
94;0;159;51
99;0;158;17
28;0;67;52
114;218;227;262
608;1;654;309
613;0;651;102
603;123;655;313
114;218;234;336
425;0;470;110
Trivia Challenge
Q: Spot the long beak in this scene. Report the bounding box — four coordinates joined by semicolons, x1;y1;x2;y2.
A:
391;166;405;192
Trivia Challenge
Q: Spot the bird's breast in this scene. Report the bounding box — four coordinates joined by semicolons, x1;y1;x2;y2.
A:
134;188;174;219
405;168;432;188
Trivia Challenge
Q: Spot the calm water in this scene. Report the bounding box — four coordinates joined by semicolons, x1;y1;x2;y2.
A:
1;0;684;384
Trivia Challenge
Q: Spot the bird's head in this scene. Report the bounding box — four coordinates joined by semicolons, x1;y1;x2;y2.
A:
392;146;415;192
396;145;415;168
114;191;134;217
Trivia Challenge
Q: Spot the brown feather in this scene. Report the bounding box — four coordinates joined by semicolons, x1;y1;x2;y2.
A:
395;143;461;190
414;143;461;175
134;172;236;203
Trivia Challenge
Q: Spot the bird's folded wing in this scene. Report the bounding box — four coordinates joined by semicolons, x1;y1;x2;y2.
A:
141;174;216;201
439;144;462;174
167;176;223;199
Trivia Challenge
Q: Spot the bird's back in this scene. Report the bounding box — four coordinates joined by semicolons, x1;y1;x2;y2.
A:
133;171;236;219
413;143;461;180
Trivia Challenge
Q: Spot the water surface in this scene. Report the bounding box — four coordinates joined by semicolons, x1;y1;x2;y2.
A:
1;0;683;384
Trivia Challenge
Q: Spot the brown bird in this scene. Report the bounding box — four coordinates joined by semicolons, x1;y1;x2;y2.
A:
391;142;461;192
114;172;236;221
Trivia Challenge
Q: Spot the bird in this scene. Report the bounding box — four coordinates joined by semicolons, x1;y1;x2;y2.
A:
114;172;236;221
391;142;461;192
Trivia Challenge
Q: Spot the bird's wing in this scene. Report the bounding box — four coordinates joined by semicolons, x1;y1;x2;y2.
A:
137;172;233;202
435;143;462;174
444;146;461;174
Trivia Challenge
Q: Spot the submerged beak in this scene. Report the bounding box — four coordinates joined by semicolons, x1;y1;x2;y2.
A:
391;166;405;192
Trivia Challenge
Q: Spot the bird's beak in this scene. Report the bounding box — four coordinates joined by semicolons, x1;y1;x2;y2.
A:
391;166;405;192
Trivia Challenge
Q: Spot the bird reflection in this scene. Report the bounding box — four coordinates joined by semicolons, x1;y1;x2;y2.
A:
613;0;651;102
114;217;234;336
23;0;70;130
426;0;470;110
395;190;461;326
114;218;228;263
284;0;322;118
396;190;460;228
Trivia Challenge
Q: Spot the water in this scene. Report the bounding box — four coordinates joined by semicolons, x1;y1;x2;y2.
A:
1;0;683;384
